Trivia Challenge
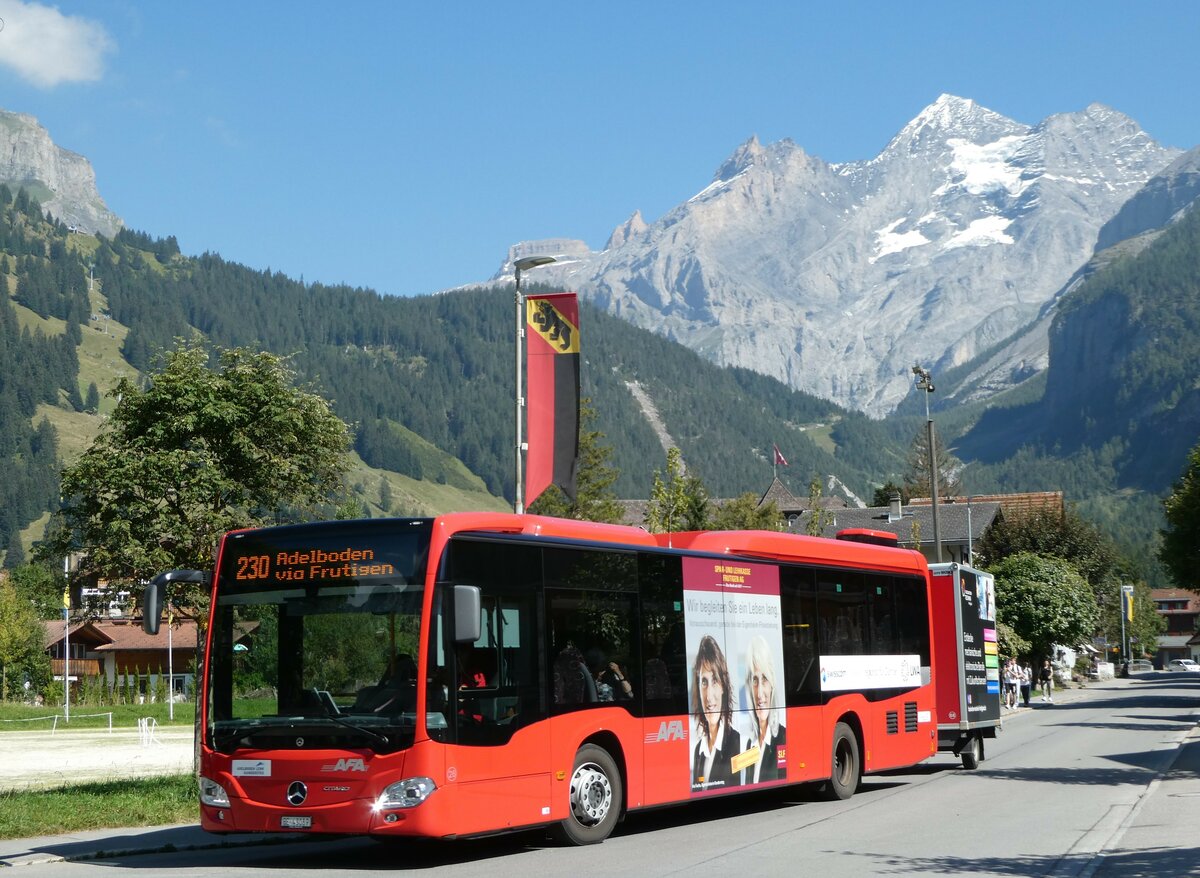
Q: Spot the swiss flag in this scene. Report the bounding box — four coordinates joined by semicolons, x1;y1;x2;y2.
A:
773;444;789;466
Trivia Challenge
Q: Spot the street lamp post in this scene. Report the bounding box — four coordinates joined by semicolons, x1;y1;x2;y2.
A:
1120;584;1134;667
912;365;943;563
513;255;557;514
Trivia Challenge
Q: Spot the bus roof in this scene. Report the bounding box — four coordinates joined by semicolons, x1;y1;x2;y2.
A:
655;529;928;575
432;512;660;548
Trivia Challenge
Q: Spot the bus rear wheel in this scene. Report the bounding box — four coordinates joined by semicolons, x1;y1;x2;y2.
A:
551;744;622;845
822;722;861;800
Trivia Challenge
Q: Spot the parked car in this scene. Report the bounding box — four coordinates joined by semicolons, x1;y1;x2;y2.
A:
1166;658;1199;672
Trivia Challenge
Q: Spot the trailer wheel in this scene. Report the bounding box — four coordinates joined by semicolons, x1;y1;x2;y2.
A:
550;744;622;845
960;734;982;770
821;722;861;800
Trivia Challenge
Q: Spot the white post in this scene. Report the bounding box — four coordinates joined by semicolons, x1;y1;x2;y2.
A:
62;555;69;723
167;602;174;721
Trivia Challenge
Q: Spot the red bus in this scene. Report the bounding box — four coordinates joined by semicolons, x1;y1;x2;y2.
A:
144;512;936;844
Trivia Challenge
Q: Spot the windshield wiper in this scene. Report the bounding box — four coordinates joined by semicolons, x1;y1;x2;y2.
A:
320;713;391;746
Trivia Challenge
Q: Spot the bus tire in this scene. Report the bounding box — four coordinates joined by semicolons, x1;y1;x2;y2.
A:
822;722;860;801
551;744;622;845
961;734;982;770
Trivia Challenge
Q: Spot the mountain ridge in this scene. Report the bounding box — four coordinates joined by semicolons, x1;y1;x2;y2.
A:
0;110;122;238
496;95;1182;417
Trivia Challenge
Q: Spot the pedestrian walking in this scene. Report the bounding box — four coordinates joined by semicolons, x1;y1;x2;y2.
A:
1039;659;1053;702
1020;662;1032;707
1003;659;1019;709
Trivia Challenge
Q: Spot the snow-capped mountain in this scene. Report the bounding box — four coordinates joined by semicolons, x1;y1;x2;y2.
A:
496;95;1180;417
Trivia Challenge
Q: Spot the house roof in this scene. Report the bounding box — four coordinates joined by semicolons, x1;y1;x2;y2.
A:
1150;589;1200;612
758;477;847;514
908;491;1063;520
42;620;112;651
814;501;1003;548
43;618;199;652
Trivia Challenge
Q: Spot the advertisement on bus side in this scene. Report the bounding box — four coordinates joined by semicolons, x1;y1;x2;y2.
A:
682;558;788;794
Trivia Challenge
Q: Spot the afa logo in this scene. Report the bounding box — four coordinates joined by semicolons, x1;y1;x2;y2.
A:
321;758;367;773
654;720;686;742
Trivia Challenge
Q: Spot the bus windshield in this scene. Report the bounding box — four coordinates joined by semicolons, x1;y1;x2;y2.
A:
206;519;433;755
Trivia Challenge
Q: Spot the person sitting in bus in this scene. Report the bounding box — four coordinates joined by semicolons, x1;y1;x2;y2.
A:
690;634;742;792
586;648;633;702
743;635;786;784
352;652;416;714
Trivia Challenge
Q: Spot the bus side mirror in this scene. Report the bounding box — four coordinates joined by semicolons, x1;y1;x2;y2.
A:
143;569;209;634
454;585;481;643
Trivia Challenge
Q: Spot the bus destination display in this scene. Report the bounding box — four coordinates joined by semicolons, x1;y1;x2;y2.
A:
232;546;397;582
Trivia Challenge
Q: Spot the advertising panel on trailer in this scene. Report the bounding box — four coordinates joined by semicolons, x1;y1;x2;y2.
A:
929;562;1002;769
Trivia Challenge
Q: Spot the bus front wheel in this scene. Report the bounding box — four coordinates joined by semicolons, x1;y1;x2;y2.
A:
822;722;861;800
551;744;622;845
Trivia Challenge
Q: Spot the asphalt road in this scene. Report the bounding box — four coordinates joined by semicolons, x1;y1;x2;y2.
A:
3;673;1198;876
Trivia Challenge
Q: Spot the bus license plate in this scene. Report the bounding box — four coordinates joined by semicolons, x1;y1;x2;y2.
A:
281;816;312;829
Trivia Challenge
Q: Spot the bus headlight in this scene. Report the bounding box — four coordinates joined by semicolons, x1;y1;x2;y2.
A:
199;776;231;808
375;777;437;810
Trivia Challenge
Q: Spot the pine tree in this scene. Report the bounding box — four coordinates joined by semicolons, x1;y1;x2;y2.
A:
902;426;961;500
378;477;393;513
646;447;710;533
3;530;25;569
528;399;623;523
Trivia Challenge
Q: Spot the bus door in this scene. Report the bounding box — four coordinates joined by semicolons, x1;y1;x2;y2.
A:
431;539;550;835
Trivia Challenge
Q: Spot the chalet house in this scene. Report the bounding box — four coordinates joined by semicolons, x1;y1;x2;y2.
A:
43;617;200;699
1150;588;1200;668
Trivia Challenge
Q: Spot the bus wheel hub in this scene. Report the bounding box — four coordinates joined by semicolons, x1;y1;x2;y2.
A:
570;763;611;824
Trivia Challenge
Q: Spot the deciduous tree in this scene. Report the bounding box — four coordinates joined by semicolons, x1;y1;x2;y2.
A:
710;493;781;531
1161;442;1200;588
0;578;49;700
988;552;1098;660
41;340;351;614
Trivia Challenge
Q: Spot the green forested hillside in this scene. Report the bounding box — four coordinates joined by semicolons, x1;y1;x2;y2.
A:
2;182;1195;587
0;187;910;564
952;203;1200;584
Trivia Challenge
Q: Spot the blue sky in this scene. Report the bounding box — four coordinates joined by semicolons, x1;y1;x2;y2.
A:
1;2;1198;297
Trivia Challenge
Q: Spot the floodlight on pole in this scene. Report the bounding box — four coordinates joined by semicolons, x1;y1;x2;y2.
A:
513;255;557;513
912;365;943;563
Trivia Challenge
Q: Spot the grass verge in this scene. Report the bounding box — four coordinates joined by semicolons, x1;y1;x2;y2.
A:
0;774;196;840
0;702;195;730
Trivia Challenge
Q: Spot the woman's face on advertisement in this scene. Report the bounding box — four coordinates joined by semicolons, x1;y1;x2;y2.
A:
698;662;723;723
750;662;772;719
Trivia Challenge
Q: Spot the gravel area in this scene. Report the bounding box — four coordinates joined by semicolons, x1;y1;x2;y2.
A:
0;724;194;791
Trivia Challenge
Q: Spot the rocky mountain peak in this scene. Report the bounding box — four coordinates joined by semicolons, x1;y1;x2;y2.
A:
714;135;765;182
605;210;648;251
0;108;122;237
881;94;1024;159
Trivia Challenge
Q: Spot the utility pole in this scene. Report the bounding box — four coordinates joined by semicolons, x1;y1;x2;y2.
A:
913;365;942;562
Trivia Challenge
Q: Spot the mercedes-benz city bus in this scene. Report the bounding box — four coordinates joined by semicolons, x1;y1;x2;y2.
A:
143;512;935;844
